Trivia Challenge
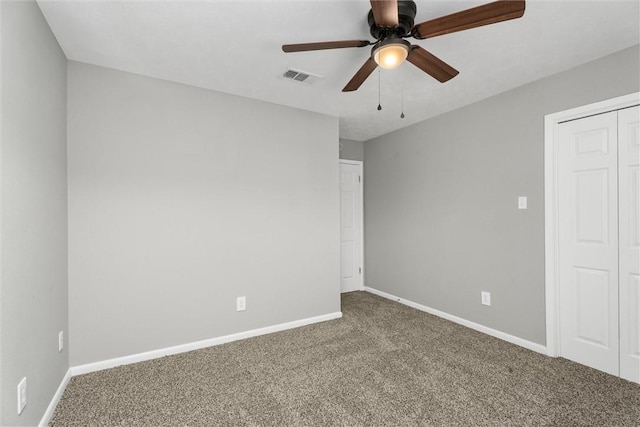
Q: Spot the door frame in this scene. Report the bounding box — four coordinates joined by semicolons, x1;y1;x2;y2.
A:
339;159;364;291
544;92;639;357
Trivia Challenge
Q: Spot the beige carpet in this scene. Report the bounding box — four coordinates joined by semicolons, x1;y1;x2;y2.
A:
50;291;640;426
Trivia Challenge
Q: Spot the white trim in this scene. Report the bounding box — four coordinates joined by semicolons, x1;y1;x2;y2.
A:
365;287;547;355
39;369;71;427
339;159;365;291
70;311;342;376
338;159;362;166
543;92;640;357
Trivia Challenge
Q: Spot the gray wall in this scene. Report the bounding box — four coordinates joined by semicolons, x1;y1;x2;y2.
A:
68;62;341;366
364;45;640;346
0;1;69;426
339;139;364;161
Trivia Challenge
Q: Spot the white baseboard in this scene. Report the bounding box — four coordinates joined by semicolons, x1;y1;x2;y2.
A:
39;368;71;427
364;286;547;355
70;311;342;376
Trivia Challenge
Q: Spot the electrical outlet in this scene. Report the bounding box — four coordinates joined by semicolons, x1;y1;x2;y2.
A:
236;296;246;312
481;291;491;306
17;377;27;415
58;331;64;353
518;196;528;210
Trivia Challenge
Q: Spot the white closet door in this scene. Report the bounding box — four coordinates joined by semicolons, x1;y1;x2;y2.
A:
339;162;363;293
619;105;640;383
558;111;619;376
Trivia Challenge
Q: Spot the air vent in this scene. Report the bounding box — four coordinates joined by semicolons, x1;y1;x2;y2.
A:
281;68;323;85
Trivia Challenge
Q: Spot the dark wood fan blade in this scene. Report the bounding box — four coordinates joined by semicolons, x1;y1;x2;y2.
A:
370;0;399;27
282;40;370;53
342;58;378;92
406;46;459;83
411;0;525;39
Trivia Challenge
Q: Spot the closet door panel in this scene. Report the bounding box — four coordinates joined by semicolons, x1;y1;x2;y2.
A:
619;105;640;383
558;111;619;376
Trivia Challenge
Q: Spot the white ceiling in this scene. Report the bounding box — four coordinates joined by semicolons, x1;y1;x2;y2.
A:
37;0;640;141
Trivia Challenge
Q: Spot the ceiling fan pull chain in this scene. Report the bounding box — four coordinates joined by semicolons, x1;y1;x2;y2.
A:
400;66;405;119
377;68;382;111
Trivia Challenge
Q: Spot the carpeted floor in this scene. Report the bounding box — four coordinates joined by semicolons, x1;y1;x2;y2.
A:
50;291;640;426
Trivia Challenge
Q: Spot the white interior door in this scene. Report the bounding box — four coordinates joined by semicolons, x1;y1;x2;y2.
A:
558;111;619;376
339;161;363;293
618;105;640;383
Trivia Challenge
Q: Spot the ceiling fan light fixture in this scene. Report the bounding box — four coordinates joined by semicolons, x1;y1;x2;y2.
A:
372;38;410;69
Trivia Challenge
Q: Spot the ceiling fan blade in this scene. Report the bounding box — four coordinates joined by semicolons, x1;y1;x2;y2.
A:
342;57;378;92
370;0;399;27
411;0;525;39
282;40;370;53
406;46;459;83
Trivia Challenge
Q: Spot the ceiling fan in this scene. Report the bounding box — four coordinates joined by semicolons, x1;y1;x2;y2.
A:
282;0;525;92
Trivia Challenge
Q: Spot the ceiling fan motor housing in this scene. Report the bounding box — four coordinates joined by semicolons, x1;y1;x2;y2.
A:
368;0;417;40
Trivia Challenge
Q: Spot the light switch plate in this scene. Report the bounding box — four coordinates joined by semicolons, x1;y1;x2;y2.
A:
518;196;527;210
